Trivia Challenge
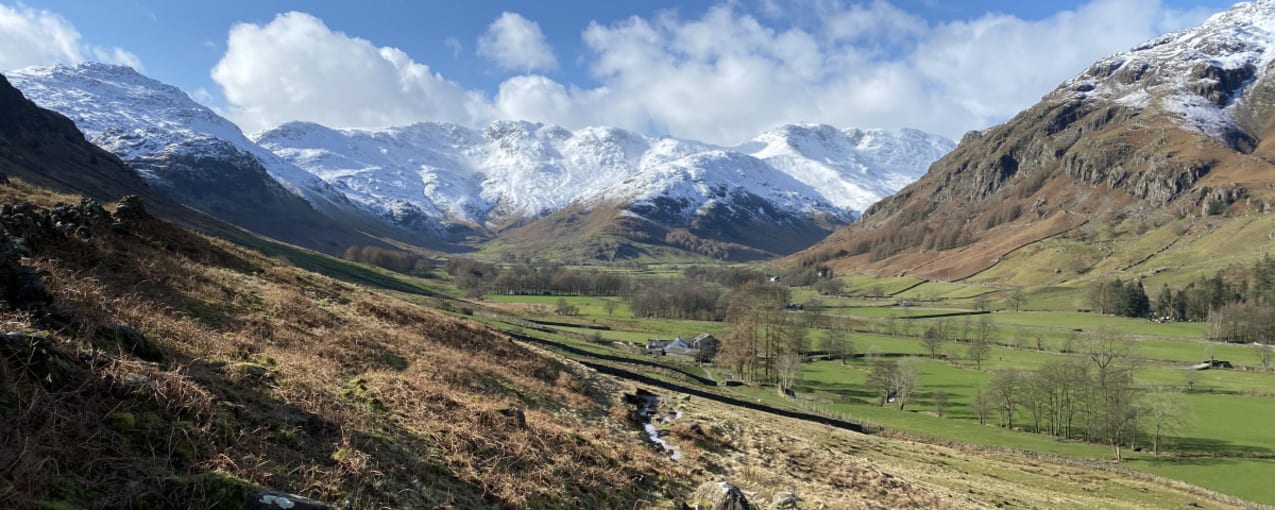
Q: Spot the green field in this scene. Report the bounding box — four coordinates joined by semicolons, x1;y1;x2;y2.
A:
446;265;1275;505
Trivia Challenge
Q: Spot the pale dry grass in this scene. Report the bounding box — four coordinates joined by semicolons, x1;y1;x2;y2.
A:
0;185;678;509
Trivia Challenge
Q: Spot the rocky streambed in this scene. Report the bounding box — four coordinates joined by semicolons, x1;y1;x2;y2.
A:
625;388;682;461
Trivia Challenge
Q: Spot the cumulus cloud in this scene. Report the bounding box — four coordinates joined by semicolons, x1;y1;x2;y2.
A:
565;0;1213;142
912;0;1208;122
477;12;558;72
0;3;141;71
212;0;1216;144
211;11;488;134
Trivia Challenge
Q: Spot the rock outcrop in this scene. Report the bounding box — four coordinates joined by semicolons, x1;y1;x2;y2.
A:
690;481;753;510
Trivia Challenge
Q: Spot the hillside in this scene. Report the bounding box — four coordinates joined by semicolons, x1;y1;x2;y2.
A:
0;181;1256;510
6;64;457;256
794;1;1275;284
0;65;1259;507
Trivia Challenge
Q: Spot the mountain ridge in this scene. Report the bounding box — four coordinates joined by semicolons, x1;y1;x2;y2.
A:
794;0;1275;281
6;63;462;254
254;118;953;231
8;62;954;260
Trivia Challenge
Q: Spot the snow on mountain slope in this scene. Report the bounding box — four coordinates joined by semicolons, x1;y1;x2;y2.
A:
1066;0;1275;142
5;62;953;245
747;124;955;210
6;63;337;203
254;119;953;229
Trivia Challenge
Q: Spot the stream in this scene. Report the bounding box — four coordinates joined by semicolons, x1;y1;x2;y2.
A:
626;389;683;461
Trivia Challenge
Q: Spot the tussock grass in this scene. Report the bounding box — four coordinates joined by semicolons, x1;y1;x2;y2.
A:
0;182;676;509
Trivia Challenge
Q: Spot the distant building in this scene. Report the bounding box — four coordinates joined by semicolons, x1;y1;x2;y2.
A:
649;334;720;363
691;333;720;362
1191;360;1234;370
646;338;671;356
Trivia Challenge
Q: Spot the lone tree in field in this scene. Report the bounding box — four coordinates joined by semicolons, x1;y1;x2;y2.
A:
976;316;997;345
775;352;804;396
821;330;854;364
866;359;921;410
603;299;618;317
972;386;992;425
973;295;990;311
934;390;949;417
1007;287;1028;312
1140;387;1188;455
967;339;991;369
922;322;947;358
1256;342;1273;370
555;298;579;316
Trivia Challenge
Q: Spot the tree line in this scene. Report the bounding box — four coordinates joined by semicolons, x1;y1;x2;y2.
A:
1087;257;1275;345
1087;278;1151;318
342;245;432;275
444;258;626;298
967;333;1187;459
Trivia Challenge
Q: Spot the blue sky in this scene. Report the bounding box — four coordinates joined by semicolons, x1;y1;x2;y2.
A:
0;0;1240;143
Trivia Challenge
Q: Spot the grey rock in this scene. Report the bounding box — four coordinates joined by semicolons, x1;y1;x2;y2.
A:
771;491;798;508
691;481;752;510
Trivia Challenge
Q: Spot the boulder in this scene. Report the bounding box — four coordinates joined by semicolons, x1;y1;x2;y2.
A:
113;194;149;224
771;491;798;508
691;481;752;510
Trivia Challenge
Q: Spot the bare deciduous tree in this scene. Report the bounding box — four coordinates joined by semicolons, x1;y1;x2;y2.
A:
821;330;853;364
922;325;946;358
1007;287;1028;312
1140;387;1188;455
1256;342;1273;370
775;352;804;396
972;386;992;425
866;359;922;410
967;339;991;370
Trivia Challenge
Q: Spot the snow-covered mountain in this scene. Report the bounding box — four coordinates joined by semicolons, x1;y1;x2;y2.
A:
7;63;337;203
796;0;1275;277
253;120;954;230
5;63;448;254
1065;0;1275;148
5;61;954;259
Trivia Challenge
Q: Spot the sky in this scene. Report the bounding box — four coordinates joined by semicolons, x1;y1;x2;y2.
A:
0;0;1239;144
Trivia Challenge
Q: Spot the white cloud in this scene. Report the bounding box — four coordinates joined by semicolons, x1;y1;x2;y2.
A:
444;37;463;58
476;12;558;72
0;3;141;71
211;11;489;134
211;1;1219;144
912;0;1208;123
90;46;144;71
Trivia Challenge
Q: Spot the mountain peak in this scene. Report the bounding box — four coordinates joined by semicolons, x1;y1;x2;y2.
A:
794;0;1275;280
1063;0;1275;144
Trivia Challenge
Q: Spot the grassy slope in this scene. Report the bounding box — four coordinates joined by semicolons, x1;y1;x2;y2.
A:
3;176;1264;508
0;182;678;509
473;286;1275;506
